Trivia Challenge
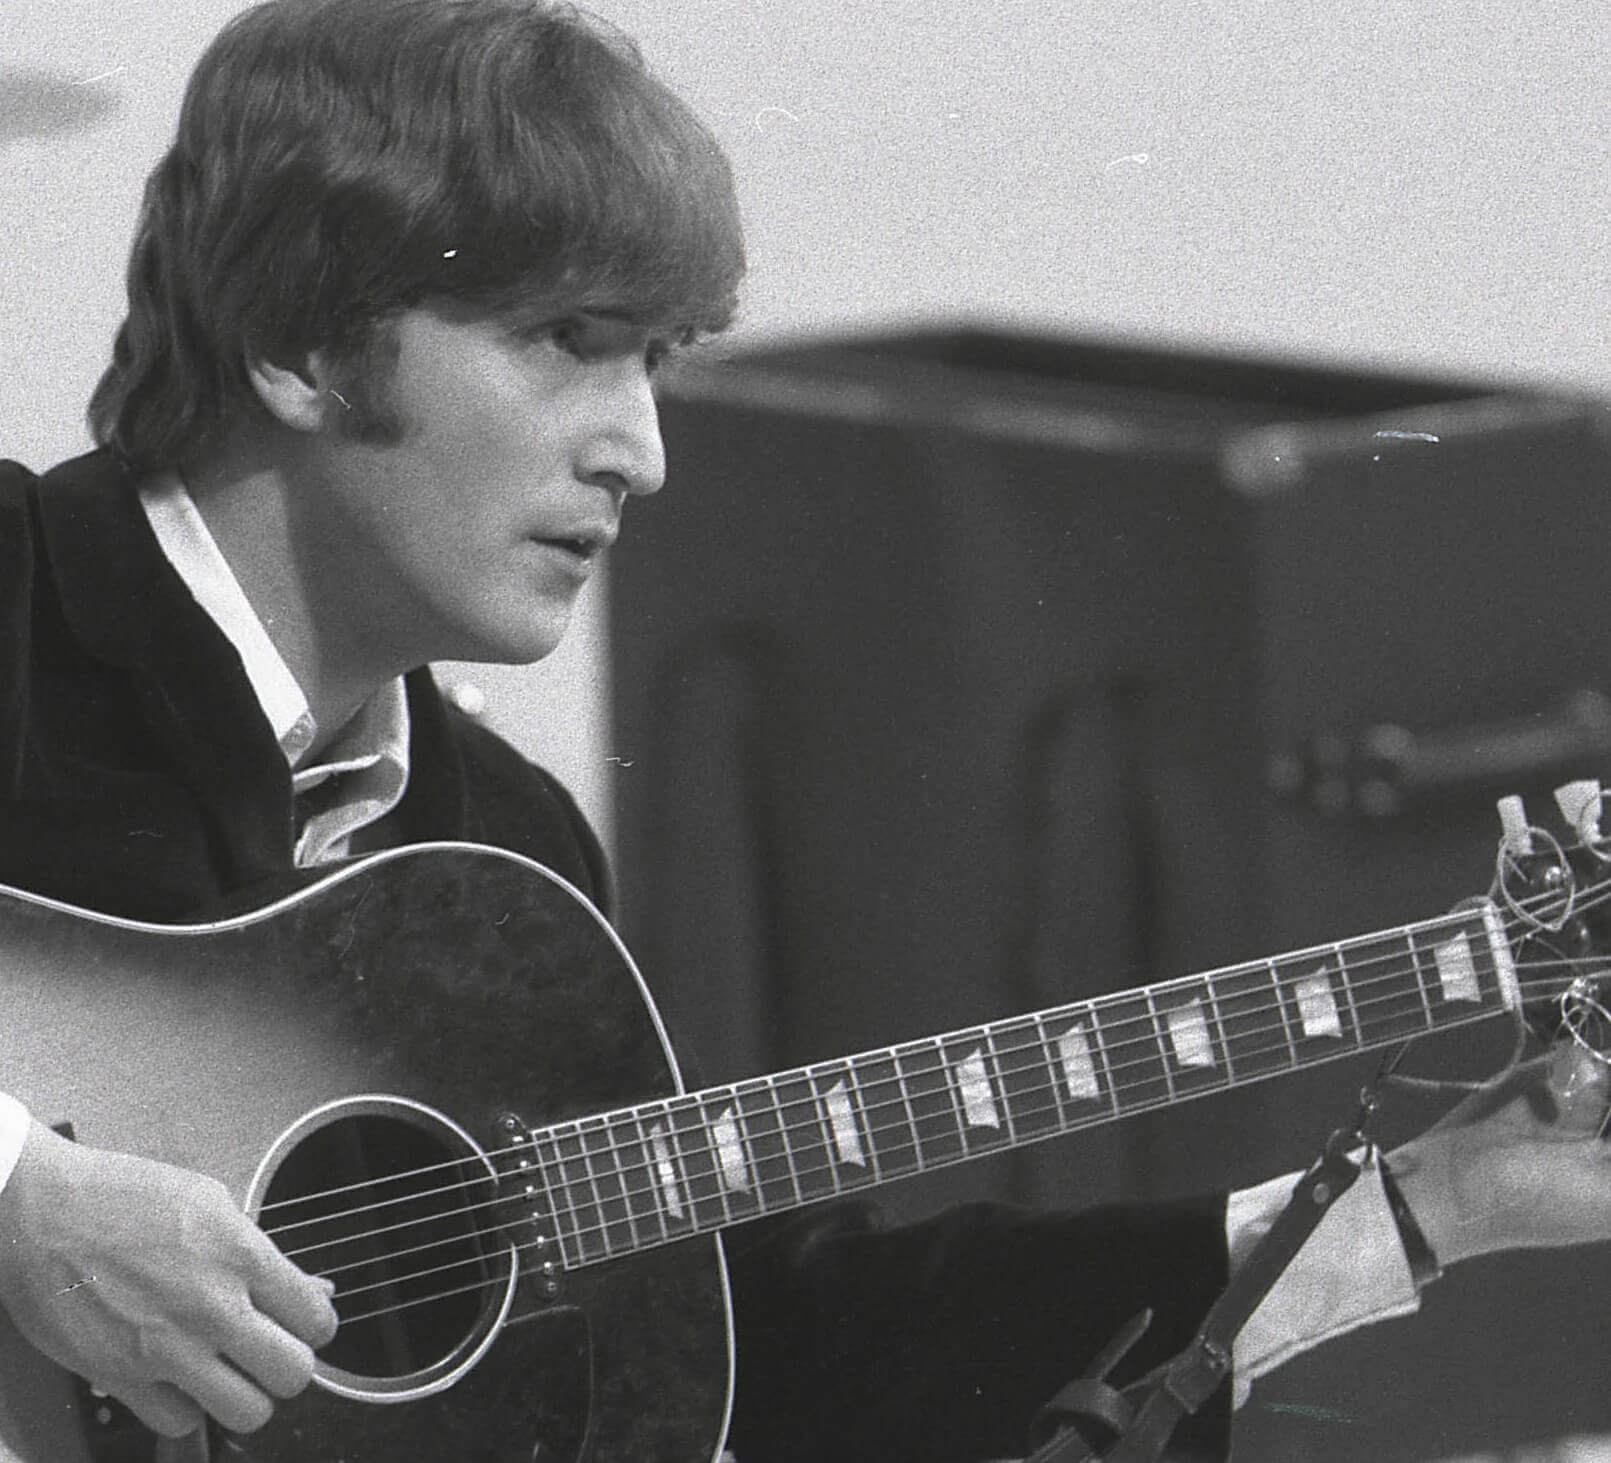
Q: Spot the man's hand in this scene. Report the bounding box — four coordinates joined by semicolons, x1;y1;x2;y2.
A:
1387;1042;1611;1269
0;1121;339;1438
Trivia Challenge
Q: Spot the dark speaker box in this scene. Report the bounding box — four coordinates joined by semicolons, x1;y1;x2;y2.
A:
610;330;1611;1460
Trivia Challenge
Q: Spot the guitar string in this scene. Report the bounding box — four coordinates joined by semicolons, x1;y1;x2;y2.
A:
256;894;1550;1232
254;877;1608;1292
257;913;1521;1260
268;958;1581;1300
257;884;1582;1247
322;960;1591;1330
270;862;1611;1328
278;944;1545;1277
255;894;1587;1255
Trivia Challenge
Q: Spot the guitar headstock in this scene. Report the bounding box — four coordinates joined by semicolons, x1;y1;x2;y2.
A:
1493;780;1611;1060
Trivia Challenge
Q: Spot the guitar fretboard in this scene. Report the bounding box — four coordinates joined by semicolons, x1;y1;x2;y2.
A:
528;900;1518;1268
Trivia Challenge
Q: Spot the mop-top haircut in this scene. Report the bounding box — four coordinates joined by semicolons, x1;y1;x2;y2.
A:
90;0;746;468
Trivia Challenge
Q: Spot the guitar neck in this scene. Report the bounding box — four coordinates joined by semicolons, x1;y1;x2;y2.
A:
529;898;1521;1269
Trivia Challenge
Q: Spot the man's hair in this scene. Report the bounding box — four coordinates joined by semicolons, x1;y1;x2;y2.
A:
89;0;746;469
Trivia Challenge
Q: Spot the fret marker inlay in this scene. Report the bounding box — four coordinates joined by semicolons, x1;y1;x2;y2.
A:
955;1050;1001;1128
648;1123;685;1219
1294;968;1343;1039
824;1080;868;1167
1164;1000;1216;1069
711;1106;750;1192
1056;1024;1102;1101
1433;932;1480;1004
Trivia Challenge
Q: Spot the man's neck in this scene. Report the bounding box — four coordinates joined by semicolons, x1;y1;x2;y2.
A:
180;440;400;759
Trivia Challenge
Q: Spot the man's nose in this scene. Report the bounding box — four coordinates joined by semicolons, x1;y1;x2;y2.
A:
580;360;666;498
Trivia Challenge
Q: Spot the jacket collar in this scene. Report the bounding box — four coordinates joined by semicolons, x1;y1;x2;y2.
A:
35;449;297;886
33;449;473;881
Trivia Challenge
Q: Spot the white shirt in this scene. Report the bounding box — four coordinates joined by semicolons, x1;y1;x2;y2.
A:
139;471;411;865
0;478;1423;1400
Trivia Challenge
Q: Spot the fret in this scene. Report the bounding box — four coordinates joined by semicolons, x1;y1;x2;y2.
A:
1336;928;1431;1048
695;1088;765;1224
940;1030;1012;1157
1152;978;1233;1099
1202;977;1236;1084
1334;943;1366;1045
1040;1011;1112;1120
1142;991;1178;1103
1269;960;1299;1065
1031;1013;1072;1133
527;1128;581;1270
613;1112;666;1244
731;1076;801;1211
1270;949;1358;1061
548;1122;612;1264
576;1116;637;1258
892;1039;967;1168
1215;961;1296;1080
1096;993;1172;1113
808;1060;881;1190
849;1052;919;1181
634;1107;694;1238
771;1071;840;1201
1406;931;1436;1030
997;1015;1063;1144
1086;1007;1122;1117
664;1096;729;1232
601;1115;646;1251
981;1027;1020;1146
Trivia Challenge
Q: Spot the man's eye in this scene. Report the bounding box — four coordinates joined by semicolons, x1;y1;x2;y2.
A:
549;320;584;356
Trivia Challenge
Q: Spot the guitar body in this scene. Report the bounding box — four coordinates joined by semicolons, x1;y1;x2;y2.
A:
0;843;732;1463
0;824;1559;1463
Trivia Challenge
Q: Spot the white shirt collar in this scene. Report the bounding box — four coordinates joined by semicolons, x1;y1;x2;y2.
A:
139;472;317;761
137;472;411;862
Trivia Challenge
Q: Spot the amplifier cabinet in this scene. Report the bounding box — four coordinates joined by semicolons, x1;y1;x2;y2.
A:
610;332;1611;1460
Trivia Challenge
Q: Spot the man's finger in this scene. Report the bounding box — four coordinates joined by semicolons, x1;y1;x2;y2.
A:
222;1311;320;1400
245;1239;340;1350
114;1380;205;1439
171;1351;277;1436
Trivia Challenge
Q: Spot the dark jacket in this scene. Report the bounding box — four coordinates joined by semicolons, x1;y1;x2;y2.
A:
0;449;1231;1463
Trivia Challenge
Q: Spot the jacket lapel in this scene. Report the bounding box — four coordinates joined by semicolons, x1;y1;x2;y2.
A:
34;450;297;887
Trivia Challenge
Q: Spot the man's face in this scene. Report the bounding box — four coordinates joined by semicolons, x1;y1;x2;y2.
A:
298;303;668;673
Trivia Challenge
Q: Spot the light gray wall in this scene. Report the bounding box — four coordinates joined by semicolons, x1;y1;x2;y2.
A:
5;1;1608;839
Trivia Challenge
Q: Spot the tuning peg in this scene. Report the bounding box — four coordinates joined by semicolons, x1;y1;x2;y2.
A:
1497;794;1534;856
1554;779;1605;844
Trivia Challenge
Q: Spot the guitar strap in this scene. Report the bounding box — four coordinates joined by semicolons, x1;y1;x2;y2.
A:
1025;1125;1372;1463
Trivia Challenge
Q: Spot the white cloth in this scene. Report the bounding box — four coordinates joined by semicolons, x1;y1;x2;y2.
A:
1228;1154;1421;1403
0;1092;30;1195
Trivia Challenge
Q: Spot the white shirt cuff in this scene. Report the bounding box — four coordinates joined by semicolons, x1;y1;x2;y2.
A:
0;1092;31;1196
1227;1154;1422;1406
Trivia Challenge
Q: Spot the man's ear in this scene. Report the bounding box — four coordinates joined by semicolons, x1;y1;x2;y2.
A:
245;348;338;433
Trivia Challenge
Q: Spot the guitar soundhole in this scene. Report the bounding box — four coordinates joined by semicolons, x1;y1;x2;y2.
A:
254;1099;516;1401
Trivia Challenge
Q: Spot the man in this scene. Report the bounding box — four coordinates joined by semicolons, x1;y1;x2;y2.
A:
1;2;1609;1460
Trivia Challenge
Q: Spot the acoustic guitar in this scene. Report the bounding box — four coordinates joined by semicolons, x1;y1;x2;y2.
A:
0;788;1601;1462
